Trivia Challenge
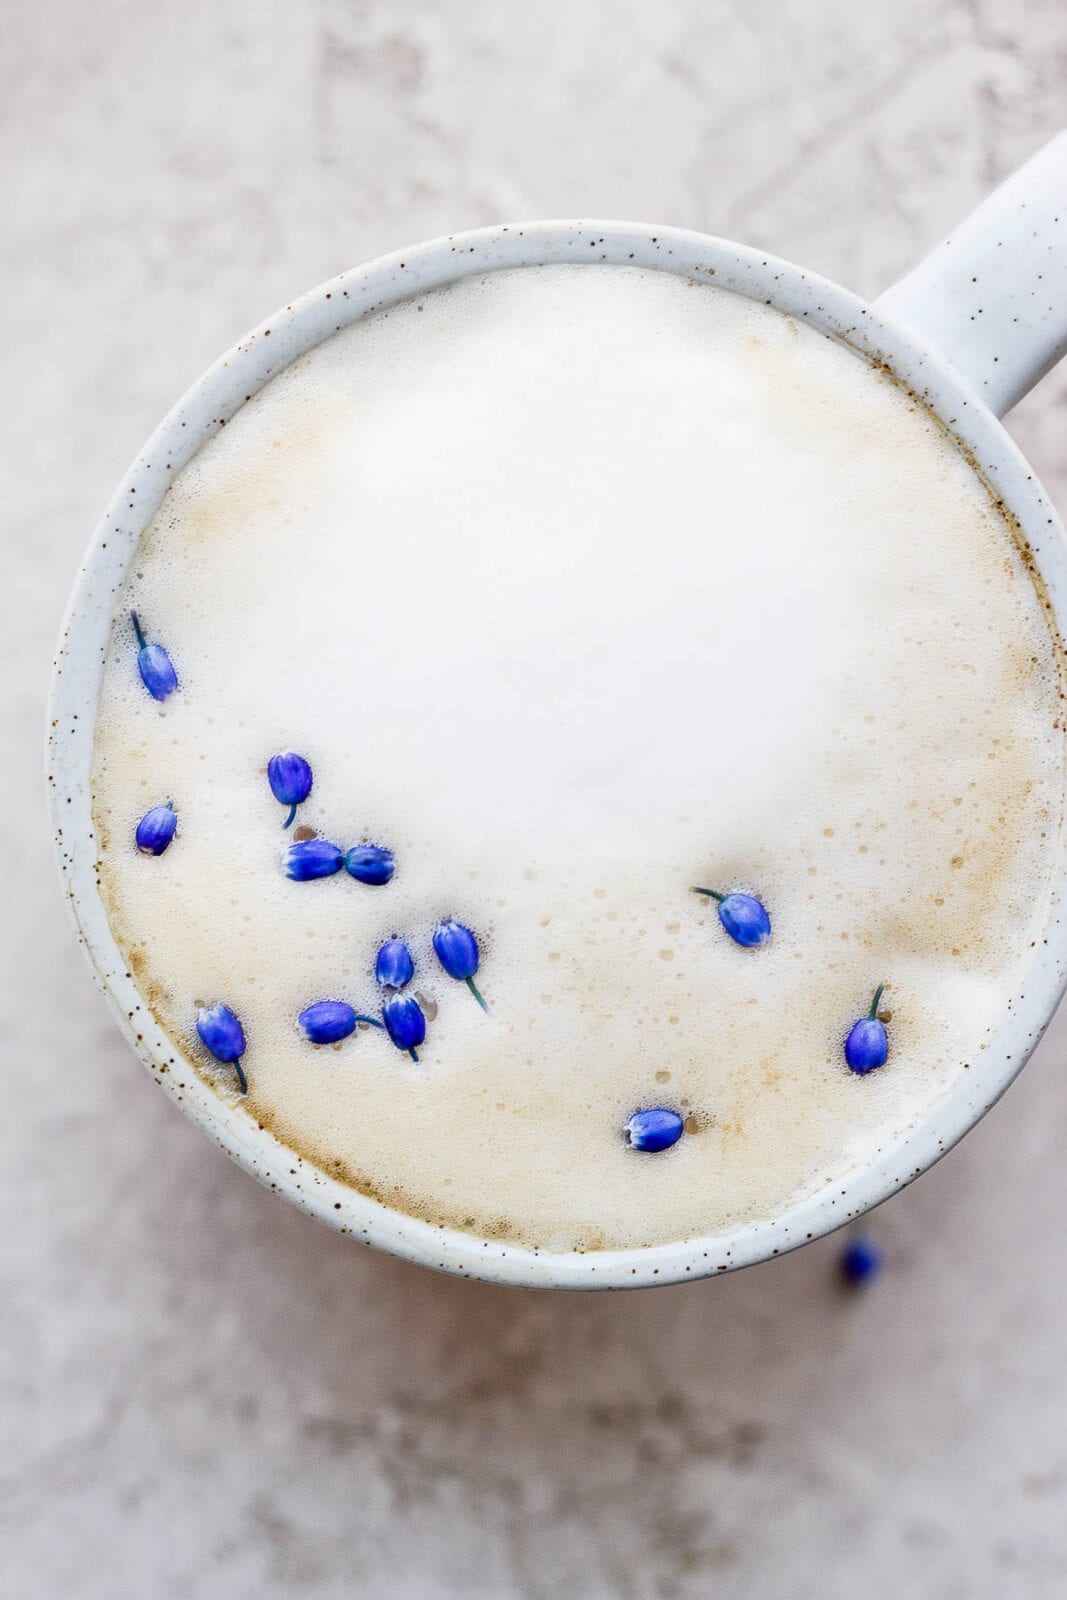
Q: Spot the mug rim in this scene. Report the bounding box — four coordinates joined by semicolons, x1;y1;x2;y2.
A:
47;218;1067;1288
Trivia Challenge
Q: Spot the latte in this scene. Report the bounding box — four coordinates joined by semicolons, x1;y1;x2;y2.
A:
90;263;1064;1251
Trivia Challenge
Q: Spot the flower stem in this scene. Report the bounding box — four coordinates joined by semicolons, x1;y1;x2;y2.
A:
868;983;886;1021
466;975;489;1012
130;610;146;649
352;1014;385;1030
234;1059;248;1094
283;802;297;829
409;1047;419;1063
691;887;725;903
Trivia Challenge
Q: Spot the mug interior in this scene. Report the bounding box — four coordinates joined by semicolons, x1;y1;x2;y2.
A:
47;221;1067;1287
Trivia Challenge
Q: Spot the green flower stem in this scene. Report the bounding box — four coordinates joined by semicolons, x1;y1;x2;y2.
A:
466;976;489;1012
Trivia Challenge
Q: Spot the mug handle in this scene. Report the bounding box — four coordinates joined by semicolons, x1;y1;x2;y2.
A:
874;131;1067;418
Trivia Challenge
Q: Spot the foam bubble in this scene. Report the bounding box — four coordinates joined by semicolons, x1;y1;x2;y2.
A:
91;264;1064;1250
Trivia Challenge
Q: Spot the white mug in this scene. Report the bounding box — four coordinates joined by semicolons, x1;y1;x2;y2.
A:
48;135;1067;1288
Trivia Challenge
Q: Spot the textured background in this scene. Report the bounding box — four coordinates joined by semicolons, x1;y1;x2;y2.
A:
5;2;1067;1596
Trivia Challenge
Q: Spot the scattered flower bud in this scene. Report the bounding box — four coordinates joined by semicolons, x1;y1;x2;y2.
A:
298;1000;383;1044
196;1003;247;1093
624;1107;685;1152
135;801;177;855
382;991;427;1062
375;937;414;990
131;611;178;701
840;1236;883;1285
285;839;344;880
268;752;313;828
845;985;889;1074
691;887;771;947
432;918;488;1010
344;844;395;886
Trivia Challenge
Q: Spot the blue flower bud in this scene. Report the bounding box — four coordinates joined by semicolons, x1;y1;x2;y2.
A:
344;844;395;886
844;979;889;1081
382;991;426;1062
432;919;478;979
297;1000;383;1044
298;1000;356;1044
691;887;771;947
285;838;344;880
196;1003;247;1092
845;1020;888;1074
432;918;488;1010
135;801;177;855
624;1107;685;1152
376;937;414;990
840;1236;882;1285
267;752;313;828
845;985;889;1074
131;611;178;701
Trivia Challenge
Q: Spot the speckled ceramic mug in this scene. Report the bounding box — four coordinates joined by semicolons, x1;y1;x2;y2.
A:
48;135;1067;1288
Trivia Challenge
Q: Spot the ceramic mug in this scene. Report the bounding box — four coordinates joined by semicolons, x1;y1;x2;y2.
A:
48;134;1067;1288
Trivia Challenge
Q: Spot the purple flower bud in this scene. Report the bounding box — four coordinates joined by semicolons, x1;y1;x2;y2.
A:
135;801;177;855
624;1108;685;1152
691;887;771;947
840;1236;882;1285
131;611;178;701
845;985;889;1074
845;1019;888;1073
196;1003;247;1092
298;1000;356;1044
297;1000;382;1044
382;991;426;1062
285;839;344;880
267;752;313;828
344;844;394;886
376;938;414;990
432;919;488;1010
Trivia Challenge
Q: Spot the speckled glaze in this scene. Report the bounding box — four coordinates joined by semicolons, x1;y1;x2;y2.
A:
47;138;1067;1289
878;131;1067;416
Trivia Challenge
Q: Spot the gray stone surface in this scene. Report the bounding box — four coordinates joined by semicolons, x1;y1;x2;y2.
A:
5;2;1067;1595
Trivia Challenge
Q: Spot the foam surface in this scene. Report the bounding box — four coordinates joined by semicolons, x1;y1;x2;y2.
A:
91;265;1064;1250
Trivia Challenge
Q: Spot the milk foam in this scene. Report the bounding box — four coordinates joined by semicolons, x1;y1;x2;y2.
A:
91;265;1064;1251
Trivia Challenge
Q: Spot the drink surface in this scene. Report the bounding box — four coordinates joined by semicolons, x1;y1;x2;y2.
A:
91;264;1064;1251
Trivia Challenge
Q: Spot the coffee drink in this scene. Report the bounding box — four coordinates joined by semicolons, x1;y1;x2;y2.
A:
90;264;1064;1251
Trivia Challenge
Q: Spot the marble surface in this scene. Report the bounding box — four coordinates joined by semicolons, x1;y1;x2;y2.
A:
5;2;1067;1595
